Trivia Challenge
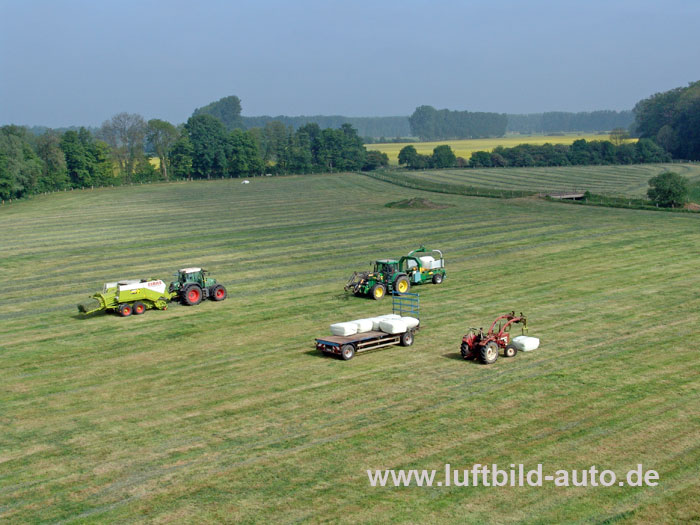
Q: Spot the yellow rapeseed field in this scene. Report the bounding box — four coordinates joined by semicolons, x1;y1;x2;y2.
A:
369;134;635;164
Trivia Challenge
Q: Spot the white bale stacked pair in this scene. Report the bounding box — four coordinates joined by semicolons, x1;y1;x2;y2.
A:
330;314;419;336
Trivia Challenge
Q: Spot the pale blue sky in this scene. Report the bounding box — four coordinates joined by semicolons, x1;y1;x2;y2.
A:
1;0;698;127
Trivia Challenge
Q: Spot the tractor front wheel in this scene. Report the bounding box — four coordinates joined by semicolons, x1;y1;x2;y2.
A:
211;284;227;301
504;343;518;358
118;303;133;317
479;341;499;364
432;273;444;284
460;342;472;359
394;275;410;295
182;284;203;306
371;283;386;300
340;344;355;360
132;301;146;315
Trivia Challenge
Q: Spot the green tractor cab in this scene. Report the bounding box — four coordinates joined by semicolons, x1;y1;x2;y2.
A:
345;246;445;300
168;267;228;305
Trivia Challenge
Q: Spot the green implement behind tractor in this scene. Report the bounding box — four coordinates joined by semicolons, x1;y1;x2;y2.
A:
77;267;227;317
345;246;445;300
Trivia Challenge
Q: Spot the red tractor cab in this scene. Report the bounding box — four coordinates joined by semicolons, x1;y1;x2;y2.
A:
461;312;527;364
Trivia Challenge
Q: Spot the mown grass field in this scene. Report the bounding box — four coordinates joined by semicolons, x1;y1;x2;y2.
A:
369;134;623;164
2;173;699;523
379;163;700;198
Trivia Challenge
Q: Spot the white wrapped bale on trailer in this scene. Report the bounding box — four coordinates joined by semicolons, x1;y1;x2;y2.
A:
379;318;408;334
316;294;420;360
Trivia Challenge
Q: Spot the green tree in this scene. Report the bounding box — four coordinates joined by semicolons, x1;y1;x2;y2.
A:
146;119;179;180
169;133;193;179
362;150;389;171
0;125;42;200
647;171;688;207
432;145;456;168
398;145;418;167
193;95;244;130
185;114;228;179
227;129;264;177
34;130;69;191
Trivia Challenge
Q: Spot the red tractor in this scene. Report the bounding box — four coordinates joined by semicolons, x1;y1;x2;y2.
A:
460;312;527;364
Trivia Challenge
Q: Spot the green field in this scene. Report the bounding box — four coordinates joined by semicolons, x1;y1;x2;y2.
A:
376;163;700;198
369;134;622;164
2;173;700;523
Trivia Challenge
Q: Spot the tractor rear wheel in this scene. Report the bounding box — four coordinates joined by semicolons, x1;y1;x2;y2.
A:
479;341;499;364
118;303;133;317
132;301;146;315
394;275;410;295
432;273;444;284
371;283;386;300
400;330;414;346
340;344;355;360
504;343;518;358
182;284;203;306
211;284;227;301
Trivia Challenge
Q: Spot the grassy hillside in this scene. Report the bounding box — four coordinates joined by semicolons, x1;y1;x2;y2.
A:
369;134;620;164
1;175;699;523
376;163;700;198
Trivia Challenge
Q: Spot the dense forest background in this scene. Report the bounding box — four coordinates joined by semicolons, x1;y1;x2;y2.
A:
1;82;698;202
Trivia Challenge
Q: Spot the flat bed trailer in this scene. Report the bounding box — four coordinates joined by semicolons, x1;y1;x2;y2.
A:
316;327;419;360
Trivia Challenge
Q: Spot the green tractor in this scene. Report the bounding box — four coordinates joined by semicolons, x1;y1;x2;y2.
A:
345;259;411;300
345;247;446;300
168;267;227;305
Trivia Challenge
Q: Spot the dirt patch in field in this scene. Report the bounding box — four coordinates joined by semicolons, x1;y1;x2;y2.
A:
684;202;700;211
385;197;453;209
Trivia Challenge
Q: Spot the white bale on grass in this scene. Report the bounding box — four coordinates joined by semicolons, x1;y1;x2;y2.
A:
512;335;540;352
379;318;408;334
330;322;358;336
401;316;420;329
350;318;373;333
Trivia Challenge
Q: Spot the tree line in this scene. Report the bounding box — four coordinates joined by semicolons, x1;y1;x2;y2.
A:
0;113;387;201
398;138;670;169
408;105;507;140
634;80;700;160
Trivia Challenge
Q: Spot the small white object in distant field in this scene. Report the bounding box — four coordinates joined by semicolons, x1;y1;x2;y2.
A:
241;179;250;184
401;316;420;329
379;318;408;334
512;335;540;352
330;322;358;336
350;319;373;333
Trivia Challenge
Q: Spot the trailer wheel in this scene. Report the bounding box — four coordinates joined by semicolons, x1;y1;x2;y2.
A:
400;330;414;346
371;283;386;300
394;275;410;295
182;284;203;306
479;342;499;364
432;273;444;284
118;303;133;317
132;301;146;315
504;343;518;358
340;344;355;360
211;284;227;301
